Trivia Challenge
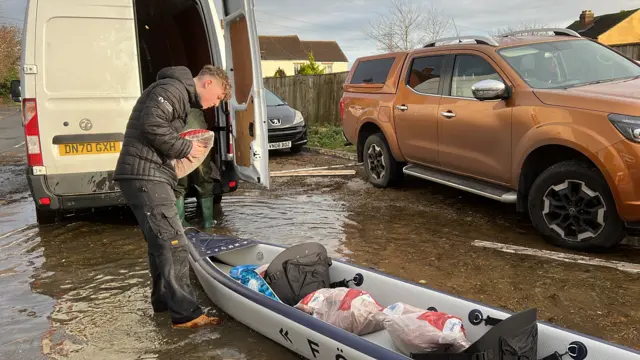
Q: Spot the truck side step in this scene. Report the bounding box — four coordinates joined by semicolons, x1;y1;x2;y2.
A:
403;165;517;203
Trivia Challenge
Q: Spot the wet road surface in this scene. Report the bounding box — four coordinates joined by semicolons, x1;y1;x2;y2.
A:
0;147;639;359
0;109;23;154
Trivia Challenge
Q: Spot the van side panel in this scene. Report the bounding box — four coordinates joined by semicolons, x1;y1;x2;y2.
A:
20;0;38;100
34;0;141;196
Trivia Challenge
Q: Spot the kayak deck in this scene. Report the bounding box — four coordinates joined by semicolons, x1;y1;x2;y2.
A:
212;260;398;352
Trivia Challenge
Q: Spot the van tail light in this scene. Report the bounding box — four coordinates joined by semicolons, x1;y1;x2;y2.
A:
339;97;345;123
23;99;43;167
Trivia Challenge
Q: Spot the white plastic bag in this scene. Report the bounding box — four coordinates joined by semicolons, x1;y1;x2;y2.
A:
383;303;471;355
172;129;215;179
295;288;387;335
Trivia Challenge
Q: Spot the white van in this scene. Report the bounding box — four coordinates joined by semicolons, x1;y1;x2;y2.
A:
10;0;270;224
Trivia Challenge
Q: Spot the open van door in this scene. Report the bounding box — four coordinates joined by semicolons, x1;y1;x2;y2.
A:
221;0;270;189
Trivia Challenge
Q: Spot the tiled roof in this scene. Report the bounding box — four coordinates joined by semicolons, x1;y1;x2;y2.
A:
259;35;348;62
567;9;639;39
301;40;348;62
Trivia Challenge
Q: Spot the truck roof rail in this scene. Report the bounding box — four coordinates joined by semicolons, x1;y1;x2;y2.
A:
423;35;499;48
501;28;581;38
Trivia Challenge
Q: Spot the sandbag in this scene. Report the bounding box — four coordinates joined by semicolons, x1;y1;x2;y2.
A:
171;129;215;179
382;303;471;355
294;288;386;335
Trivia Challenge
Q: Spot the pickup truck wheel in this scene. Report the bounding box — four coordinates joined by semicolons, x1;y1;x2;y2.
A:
363;133;399;188
527;160;625;252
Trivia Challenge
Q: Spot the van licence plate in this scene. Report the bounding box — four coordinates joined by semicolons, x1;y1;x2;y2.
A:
59;142;121;156
268;141;291;150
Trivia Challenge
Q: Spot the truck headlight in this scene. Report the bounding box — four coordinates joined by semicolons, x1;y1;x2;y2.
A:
608;114;640;143
293;110;304;125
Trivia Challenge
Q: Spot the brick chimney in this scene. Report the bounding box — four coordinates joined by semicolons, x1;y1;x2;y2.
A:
579;10;595;29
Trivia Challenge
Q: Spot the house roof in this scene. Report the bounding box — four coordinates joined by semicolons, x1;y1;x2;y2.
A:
259;35;348;62
567;9;639;39
301;41;349;62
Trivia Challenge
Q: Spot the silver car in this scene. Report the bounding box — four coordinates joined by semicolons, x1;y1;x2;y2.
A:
265;88;308;153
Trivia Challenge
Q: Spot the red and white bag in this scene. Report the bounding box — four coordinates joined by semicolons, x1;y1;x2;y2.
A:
383;303;471;355
172;129;215;179
295;288;387;335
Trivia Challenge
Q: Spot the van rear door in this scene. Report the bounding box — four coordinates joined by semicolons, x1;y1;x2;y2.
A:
221;0;270;189
33;0;140;196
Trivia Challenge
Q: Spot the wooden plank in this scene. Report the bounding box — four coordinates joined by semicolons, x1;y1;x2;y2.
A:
270;163;360;174
270;169;356;177
472;240;640;274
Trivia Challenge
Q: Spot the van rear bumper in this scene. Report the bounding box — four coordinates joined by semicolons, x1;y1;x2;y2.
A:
27;168;127;211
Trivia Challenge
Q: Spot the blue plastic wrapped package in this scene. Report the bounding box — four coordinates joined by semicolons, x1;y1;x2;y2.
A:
229;264;281;302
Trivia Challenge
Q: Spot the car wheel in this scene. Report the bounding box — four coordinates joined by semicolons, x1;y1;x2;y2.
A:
36;208;59;225
527;160;625;252
290;144;303;154
362;133;400;188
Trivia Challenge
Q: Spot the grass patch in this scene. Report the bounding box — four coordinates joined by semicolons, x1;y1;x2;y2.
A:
307;124;356;153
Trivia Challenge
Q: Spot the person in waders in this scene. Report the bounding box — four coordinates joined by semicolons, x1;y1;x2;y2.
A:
113;65;231;329
173;107;216;229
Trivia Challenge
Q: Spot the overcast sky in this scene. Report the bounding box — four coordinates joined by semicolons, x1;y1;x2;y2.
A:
2;0;638;67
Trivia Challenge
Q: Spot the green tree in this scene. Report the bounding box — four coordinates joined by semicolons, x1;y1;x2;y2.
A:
274;67;286;77
297;52;325;75
0;24;22;101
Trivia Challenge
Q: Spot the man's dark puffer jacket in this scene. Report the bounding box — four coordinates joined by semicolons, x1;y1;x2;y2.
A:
114;66;200;187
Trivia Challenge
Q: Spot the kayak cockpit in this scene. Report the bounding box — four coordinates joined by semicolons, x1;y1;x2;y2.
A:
210;259;400;352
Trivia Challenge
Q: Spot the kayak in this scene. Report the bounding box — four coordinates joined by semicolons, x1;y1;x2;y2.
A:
184;228;640;360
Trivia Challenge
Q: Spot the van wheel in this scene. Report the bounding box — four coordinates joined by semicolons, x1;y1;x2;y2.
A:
36;208;59;225
363;133;400;188
527;160;625;252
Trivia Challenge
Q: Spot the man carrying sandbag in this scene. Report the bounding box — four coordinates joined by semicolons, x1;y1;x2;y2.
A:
114;65;231;329
173;108;216;229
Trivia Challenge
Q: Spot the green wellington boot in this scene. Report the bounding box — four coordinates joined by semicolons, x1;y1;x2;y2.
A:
175;197;192;228
199;197;216;229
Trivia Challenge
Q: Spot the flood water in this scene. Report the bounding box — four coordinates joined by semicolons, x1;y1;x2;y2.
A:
0;152;639;359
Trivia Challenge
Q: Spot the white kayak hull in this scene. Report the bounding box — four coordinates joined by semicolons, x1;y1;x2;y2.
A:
185;230;640;360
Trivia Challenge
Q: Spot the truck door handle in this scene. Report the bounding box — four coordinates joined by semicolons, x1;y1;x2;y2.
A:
396;105;408;111
440;111;456;119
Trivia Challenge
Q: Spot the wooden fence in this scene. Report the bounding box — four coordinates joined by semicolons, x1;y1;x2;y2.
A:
262;71;348;126
612;44;640;60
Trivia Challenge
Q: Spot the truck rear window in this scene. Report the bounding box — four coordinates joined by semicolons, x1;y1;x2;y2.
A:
350;57;395;84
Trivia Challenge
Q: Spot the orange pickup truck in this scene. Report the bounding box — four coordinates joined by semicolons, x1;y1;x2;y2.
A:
340;29;640;252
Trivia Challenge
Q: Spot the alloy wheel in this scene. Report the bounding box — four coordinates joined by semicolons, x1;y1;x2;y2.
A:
542;180;606;242
366;144;386;181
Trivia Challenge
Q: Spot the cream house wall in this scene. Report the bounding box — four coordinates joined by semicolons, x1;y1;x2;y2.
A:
598;10;640;45
261;60;349;77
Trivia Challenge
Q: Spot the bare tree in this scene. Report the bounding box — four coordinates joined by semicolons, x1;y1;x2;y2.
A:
362;0;452;53
421;4;453;42
490;21;551;37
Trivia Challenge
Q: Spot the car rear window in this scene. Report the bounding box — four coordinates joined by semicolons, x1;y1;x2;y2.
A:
350;57;395;84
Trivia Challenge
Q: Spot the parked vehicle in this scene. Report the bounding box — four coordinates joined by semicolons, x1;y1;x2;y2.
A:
185;228;640;360
265;88;308;153
10;0;270;224
340;29;640;252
